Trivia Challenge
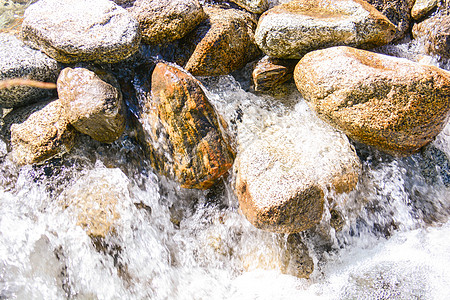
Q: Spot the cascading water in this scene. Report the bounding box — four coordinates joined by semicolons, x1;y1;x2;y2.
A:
1;1;450;299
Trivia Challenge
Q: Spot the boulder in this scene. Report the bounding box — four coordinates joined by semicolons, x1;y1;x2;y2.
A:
365;0;415;41
235;104;361;233
57;67;126;144
411;0;438;20
412;15;450;60
254;0;395;59
252;55;296;92
10;99;76;165
138;62;235;189
21;0;141;64
126;0;206;44
183;5;261;76
294;46;450;156
230;0;269;13
0;33;59;108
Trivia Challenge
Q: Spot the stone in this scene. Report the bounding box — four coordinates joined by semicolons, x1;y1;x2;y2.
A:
21;0;141;64
230;0;269;13
411;0;439;20
57;67;126;144
234;104;361;233
138;62;235;189
10;99;76;165
412;15;450;60
183;5;261;76
294;46;450;156
0;33;59;108
281;234;314;278
252;55;296;92
254;0;396;59
126;0;206;44
365;0;415;41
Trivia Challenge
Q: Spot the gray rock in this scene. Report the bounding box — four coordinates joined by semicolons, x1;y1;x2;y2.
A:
230;0;269;13
0;33;59;108
254;0;396;59
411;0;438;20
21;0;141;64
57;67;126;144
127;0;206;44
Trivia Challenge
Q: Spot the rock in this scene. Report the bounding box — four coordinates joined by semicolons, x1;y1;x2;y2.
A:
365;0;415;41
0;34;59;108
411;0;439;20
57;67;126;144
234;104;361;233
281;234;314;278
10;99;76;165
126;0;206;44
138;62;235;189
254;0;395;59
252;55;296;92
21;0;141;64
183;5;261;76
294;46;450;156
412;15;450;60
230;0;269;13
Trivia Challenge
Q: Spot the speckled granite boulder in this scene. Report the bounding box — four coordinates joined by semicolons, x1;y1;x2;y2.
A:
57;67;126;143
21;0;141;64
230;0;269;13
0;34;59;108
294;46;450;156
254;0;395;59
411;0;438;20
126;0;206;44
10;99;76;165
412;15;450;60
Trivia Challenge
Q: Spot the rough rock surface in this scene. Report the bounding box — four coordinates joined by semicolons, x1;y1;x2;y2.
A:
138;63;235;189
412;15;450;60
294;46;450;156
183;5;261;76
254;0;395;59
21;0;141;64
10;99;76;165
411;0;438;20
365;0;415;41
235;105;361;233
57;67;126;144
127;0;206;44
252;56;296;92
0;33;59;108
230;0;269;13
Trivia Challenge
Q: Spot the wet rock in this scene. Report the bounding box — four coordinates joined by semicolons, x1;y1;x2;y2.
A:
254;0;395;59
281;234;314;278
126;0;206;45
0;34;59;108
365;0;415;41
412;15;450;60
57;67;125;144
411;0;439;20
183;5;261;76
230;0;269;13
252;56;296;92
138;62;235;189
21;0;141;64
294;46;450;156
10;99;76;165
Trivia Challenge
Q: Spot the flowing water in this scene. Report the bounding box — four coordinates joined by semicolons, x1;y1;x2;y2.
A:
1;1;450;299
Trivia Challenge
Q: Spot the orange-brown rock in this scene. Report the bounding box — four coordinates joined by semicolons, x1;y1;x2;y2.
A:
412;15;450;60
295;46;450;156
138;62;235;189
183;5;261;76
252;56;297;92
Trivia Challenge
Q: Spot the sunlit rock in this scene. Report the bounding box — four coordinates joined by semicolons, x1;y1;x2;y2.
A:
412;15;450;60
254;0;395;59
294;46;450;156
125;0;206;44
21;0;141;63
230;0;269;13
0;34;59;108
138;62;235;189
57;67;125;144
411;0;438;20
10;99;76;165
252;55;296;92
183;4;261;76
365;0;415;41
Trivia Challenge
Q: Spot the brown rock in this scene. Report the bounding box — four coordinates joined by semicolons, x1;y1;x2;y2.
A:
57;67;126;144
281;234;314;278
294;46;450;156
412;15;450;60
138;62;235;189
411;0;439;20
183;5;261;76
10;99;76;165
252;56;296;92
230;0;269;13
